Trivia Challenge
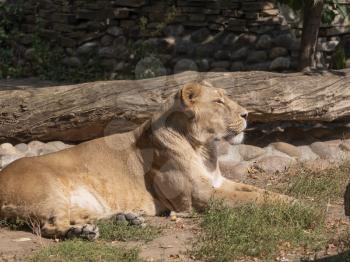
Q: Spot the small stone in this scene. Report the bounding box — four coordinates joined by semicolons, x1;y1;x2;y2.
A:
46;141;73;151
107;26;122;37
116;213;126;222
15;143;28;153
231;61;244;71
310;142;344;160
247;50;267;63
0;143;19;156
238;33;257;44
273;33;295;48
24;48;36;61
174;58;198;73
62;57;81;67
223;33;239;46
256;34;272;49
340;140;350;152
271;142;300;158
191;28;210;42
98;47;116;58
297;145;319;162
100;35;113;46
254;155;294;173
269;47;288;59
270;57;290;71
131;218;142;225
238;144;265;161
163;25;184;37
197;58;210;71
125;212;137;221
231;47;248;60
211;61;230;69
77;42;98;55
214;50;231;60
27;141;45;156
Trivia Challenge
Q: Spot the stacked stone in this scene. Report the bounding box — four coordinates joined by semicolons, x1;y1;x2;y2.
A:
12;0;349;78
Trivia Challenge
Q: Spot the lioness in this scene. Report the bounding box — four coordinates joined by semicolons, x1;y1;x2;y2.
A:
0;81;289;240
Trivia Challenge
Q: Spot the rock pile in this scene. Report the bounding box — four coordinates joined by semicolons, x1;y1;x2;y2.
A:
1;138;349;181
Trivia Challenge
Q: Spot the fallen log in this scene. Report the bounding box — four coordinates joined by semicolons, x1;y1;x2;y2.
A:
1;70;350;143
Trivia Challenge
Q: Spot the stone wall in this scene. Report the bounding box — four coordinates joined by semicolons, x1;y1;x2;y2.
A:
5;0;350;79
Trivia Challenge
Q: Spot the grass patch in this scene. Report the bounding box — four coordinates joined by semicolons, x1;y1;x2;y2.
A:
192;200;328;261
273;163;350;203
98;220;161;242
27;239;140;262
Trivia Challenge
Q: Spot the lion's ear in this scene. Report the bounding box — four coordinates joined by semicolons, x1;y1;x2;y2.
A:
180;83;203;107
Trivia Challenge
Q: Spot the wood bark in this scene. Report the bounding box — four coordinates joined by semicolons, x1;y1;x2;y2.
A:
1;70;350;143
298;0;324;70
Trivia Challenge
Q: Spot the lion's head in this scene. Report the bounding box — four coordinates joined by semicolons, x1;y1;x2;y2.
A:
173;81;248;145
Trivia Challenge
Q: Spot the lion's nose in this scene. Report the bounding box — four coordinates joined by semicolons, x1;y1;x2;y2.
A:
240;111;248;120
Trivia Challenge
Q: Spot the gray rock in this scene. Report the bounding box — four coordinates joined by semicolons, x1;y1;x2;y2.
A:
196;44;214;57
340;140;350;152
254;155;294;173
211;61;230;69
214;50;231;60
245;62;270;70
270;57;290;70
24;48;36;61
297;145;319;162
15;143;28;153
100;58;117;70
174;58;198;73
77;42;98;55
98;47;116;58
116;213;127;222
125;212;137;221
310;141;344;160
107;26;123;37
100;35;113;46
135;56;166;79
231;61;244;71
62;57;81;67
164;25;184;37
247;50;267;63
256;34;272;49
238;144;265;161
191;28;211;42
231;47;248;60
223;33;239;46
274;33;296;49
0;143;19;156
238;33;257;44
269;47;288;59
197;58;211;71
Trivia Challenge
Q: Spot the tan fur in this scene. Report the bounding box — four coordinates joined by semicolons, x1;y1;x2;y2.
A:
0;82;291;238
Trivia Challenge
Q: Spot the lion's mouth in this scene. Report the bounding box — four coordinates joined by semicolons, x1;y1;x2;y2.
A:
223;132;244;145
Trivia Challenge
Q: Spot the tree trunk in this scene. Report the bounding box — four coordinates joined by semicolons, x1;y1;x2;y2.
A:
298;0;324;71
1;70;350;143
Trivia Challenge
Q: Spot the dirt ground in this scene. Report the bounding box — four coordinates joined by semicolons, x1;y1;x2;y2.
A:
0;171;349;262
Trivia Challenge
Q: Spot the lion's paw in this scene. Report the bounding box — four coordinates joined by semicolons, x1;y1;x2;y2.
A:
66;224;100;241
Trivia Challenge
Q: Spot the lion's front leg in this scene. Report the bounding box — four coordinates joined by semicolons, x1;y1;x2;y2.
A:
192;176;294;211
213;178;294;207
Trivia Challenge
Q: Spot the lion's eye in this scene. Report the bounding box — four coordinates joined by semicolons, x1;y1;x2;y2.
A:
214;99;224;104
